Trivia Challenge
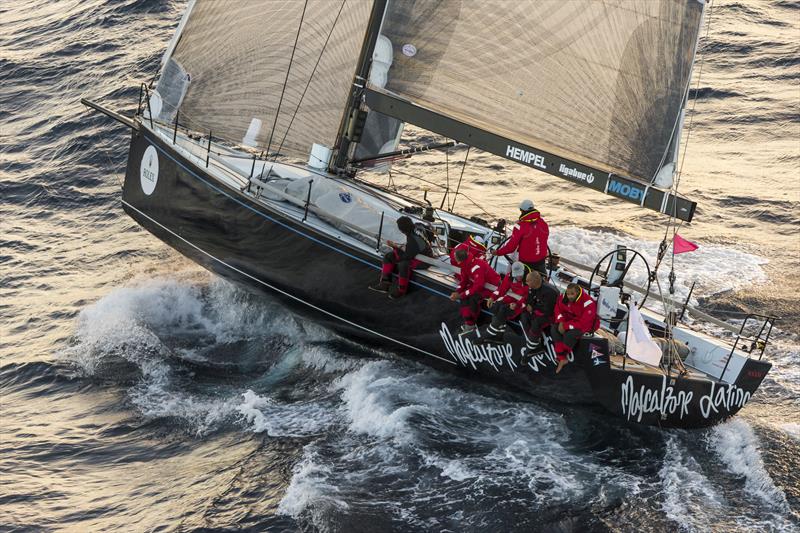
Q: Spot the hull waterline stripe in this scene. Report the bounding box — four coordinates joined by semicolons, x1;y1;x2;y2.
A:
122;199;457;365
146;133;452;299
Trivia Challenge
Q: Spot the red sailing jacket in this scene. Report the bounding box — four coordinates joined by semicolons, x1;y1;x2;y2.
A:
450;235;487;266
491;275;530;318
495;210;549;263
457;255;501;299
554;287;599;334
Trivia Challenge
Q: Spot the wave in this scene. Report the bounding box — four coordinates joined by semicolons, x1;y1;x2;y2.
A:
709;420;789;512
659;436;725;532
549;226;768;304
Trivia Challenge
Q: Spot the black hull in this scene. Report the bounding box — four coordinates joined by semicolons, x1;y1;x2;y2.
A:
120;128;770;429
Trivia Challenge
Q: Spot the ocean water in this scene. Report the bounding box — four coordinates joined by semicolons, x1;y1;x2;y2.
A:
1;0;798;531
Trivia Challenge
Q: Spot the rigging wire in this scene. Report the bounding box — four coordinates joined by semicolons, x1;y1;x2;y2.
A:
387;166;494;219
440;139;450;209
264;0;310;160
274;0;347;160
449;146;471;212
650;1;714;370
653;0;715;280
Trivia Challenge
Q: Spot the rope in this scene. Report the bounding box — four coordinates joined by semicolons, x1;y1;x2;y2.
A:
265;0;309;159
449;146;471;211
274;0;347;159
387;166;494;219
440;139;450;209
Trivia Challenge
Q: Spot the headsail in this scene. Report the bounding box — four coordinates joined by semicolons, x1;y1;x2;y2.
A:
364;0;705;221
151;0;372;162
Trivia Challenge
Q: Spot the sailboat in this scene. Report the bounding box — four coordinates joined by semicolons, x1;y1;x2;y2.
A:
83;0;778;429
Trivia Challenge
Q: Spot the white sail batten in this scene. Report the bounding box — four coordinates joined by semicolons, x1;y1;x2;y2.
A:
152;0;372;160
369;0;704;185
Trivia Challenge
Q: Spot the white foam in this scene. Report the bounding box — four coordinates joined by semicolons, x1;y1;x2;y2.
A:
236;389;340;437
780;422;800;441
60;275;345;436
550;227;768;304
334;361;422;444
60;278;199;375
709;419;789;512
131;382;238;435
659;436;724;531
300;344;359;373
278;450;348;518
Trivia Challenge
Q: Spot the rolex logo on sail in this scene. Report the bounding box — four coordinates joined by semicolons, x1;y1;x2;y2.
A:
506;145;546;170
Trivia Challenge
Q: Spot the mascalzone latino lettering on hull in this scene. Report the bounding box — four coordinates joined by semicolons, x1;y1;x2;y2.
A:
439;323;517;371
620;375;752;422
438;323;560;373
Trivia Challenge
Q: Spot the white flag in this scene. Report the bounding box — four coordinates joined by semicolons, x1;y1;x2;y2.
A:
626;304;662;367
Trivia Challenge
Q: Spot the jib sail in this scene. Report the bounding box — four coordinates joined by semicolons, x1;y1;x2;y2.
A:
150;0;372;162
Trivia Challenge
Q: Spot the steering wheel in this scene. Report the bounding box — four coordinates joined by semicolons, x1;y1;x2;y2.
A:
588;248;652;309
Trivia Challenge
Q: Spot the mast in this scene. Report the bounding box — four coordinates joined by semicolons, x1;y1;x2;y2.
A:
330;0;388;173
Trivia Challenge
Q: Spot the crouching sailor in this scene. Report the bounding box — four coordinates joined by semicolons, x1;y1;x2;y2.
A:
370;216;431;299
482;261;529;343
551;283;599;374
450;234;487;268
520;270;558;352
449;248;500;333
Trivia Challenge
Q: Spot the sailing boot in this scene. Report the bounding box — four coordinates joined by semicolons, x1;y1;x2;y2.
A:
525;335;543;353
369;276;391;293
481;324;506;344
388;276;410;299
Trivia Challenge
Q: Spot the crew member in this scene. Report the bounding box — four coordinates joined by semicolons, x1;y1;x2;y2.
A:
482;261;530;343
491;199;549;275
370;216;431;298
450;234;487;265
551;283;599;373
449;248;500;333
450;234;487;282
520;270;558;352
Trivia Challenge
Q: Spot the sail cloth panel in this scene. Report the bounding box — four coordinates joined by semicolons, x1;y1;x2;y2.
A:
154;0;372;160
373;0;704;184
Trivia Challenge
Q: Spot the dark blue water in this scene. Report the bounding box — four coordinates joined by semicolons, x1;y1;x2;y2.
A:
1;1;799;531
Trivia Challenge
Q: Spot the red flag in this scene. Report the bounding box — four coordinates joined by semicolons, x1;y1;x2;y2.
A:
673;234;699;254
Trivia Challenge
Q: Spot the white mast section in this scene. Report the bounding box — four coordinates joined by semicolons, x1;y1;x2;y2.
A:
160;0;196;66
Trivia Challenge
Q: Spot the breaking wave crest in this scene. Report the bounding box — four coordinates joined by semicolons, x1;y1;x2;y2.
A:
58;274;351;436
709;419;789;512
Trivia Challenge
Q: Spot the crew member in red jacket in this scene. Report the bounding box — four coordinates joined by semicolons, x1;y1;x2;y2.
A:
491;199;549;275
482;261;530;343
450;235;487;284
551;283;599;373
449;248;500;333
450;234;487;268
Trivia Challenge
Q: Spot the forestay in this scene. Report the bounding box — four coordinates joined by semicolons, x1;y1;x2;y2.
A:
152;0;372;161
366;0;705;218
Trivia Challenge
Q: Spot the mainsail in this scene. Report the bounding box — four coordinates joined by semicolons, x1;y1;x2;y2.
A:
363;0;705;221
152;0;372;161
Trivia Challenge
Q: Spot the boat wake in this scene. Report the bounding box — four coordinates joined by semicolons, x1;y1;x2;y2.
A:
55;268;798;530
